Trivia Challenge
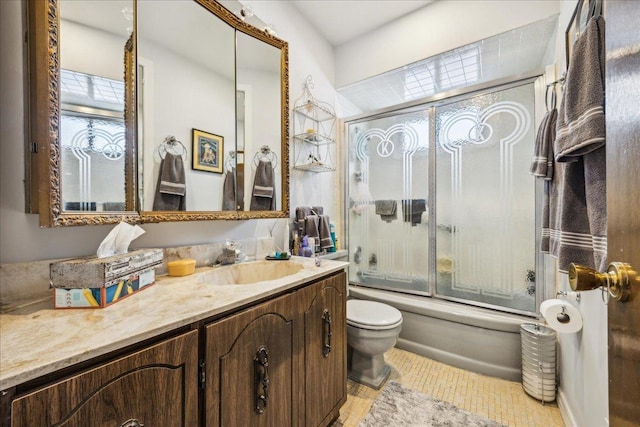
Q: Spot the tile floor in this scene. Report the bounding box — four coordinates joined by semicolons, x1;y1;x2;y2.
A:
336;347;564;427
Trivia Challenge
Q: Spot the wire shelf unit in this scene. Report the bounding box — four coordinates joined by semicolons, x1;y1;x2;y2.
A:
292;75;336;173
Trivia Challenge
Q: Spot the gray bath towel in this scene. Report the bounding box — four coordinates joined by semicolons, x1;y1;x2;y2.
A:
295;206;323;237
538;110;558;253
305;214;320;248
555;16;606;161
530;108;557;180
375;200;397;222
250;160;276;210
401;199;427;226
222;167;236;211
236;167;244;210
318;215;334;250
546;16;607;272
153;153;186;211
295;206;323;222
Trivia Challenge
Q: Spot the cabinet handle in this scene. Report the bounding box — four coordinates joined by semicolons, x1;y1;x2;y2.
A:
254;346;270;414
322;309;332;357
120;419;143;427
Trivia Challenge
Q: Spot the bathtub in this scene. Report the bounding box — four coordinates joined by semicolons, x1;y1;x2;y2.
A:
348;285;534;382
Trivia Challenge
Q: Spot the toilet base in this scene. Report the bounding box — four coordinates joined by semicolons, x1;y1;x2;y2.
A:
347;348;391;390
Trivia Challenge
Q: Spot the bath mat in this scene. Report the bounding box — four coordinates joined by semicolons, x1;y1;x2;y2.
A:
358;381;505;427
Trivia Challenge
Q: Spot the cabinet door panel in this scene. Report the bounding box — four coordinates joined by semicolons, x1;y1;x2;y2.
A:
205;294;298;427
11;330;199;427
302;272;347;427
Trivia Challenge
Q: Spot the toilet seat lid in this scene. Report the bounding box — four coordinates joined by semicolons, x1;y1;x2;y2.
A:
347;300;403;329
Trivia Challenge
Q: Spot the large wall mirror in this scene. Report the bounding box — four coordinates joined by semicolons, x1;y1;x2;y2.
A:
27;0;289;227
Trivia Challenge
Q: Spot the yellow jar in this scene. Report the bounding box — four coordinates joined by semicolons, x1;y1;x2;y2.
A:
167;259;196;277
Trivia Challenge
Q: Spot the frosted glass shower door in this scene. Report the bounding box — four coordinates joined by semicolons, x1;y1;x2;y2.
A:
435;83;536;312
347;111;430;293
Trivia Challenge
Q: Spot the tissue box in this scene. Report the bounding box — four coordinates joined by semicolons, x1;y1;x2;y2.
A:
50;249;163;309
53;268;156;309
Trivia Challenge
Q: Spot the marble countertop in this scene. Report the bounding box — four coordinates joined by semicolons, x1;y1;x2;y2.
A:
0;256;348;391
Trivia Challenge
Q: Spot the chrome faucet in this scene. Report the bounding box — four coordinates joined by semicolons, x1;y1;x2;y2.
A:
215;239;245;265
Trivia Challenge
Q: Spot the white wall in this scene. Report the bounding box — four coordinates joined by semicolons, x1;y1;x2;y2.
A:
0;0;336;264
61;19;127;81
249;1;342;236
139;39;235;211
336;0;560;88
237;68;282;211
552;2;609;424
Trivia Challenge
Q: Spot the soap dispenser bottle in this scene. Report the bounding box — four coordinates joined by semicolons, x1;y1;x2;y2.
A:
293;232;300;256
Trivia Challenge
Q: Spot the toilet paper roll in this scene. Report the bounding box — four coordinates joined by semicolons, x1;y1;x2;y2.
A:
540;299;582;333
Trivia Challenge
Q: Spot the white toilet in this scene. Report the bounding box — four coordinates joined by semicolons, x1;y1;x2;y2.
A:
346;299;403;389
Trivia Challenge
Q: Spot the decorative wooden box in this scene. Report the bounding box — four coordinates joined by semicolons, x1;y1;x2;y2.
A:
50;249;163;309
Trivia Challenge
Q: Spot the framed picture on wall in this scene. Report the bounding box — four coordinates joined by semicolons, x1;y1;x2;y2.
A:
192;128;223;174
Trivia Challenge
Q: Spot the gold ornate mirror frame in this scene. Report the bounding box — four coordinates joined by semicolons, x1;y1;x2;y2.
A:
26;0;289;227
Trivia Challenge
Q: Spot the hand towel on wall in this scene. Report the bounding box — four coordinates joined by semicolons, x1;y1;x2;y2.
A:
375;200;397;222
222;167;236;211
555;16;606;161
153;152;186;211
222;167;245;211
318;215;334;250
236;166;244;210
250;160;276;210
547;15;607;272
530;108;557;180
401;199;427;226
533;109;558;254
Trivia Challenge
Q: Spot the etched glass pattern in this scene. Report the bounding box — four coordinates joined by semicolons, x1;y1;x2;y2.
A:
435;84;535;311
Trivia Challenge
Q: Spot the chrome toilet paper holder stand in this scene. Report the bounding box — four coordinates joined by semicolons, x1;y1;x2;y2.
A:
556;290;581;302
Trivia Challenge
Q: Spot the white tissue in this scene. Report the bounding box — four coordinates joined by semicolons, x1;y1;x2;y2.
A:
96;222;145;258
540;299;583;333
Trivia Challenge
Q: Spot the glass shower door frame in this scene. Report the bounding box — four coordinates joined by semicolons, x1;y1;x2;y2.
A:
343;72;548;317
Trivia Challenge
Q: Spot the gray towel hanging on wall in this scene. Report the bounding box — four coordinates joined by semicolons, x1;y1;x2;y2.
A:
153;152;186;211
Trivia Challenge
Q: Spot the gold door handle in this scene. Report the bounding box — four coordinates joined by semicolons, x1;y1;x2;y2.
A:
568;262;637;302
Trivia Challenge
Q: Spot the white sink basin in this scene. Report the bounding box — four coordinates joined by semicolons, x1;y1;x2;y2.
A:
198;260;304;285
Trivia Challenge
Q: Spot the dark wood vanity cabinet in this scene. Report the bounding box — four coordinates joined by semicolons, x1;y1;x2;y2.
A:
300;272;347;427
10;330;199;427
6;270;347;427
204;271;347;427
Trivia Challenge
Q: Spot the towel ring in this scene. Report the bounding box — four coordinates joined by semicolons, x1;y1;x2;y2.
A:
253;145;278;169
155;135;187;161
544;74;565;111
544;84;557;111
225;151;237;172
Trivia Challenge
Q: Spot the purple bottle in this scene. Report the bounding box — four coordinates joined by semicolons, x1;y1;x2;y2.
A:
301;236;313;257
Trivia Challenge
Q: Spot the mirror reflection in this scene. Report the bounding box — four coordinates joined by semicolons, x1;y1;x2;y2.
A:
236;31;282;212
59;0;134;213
137;0;236;212
29;0;289;226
